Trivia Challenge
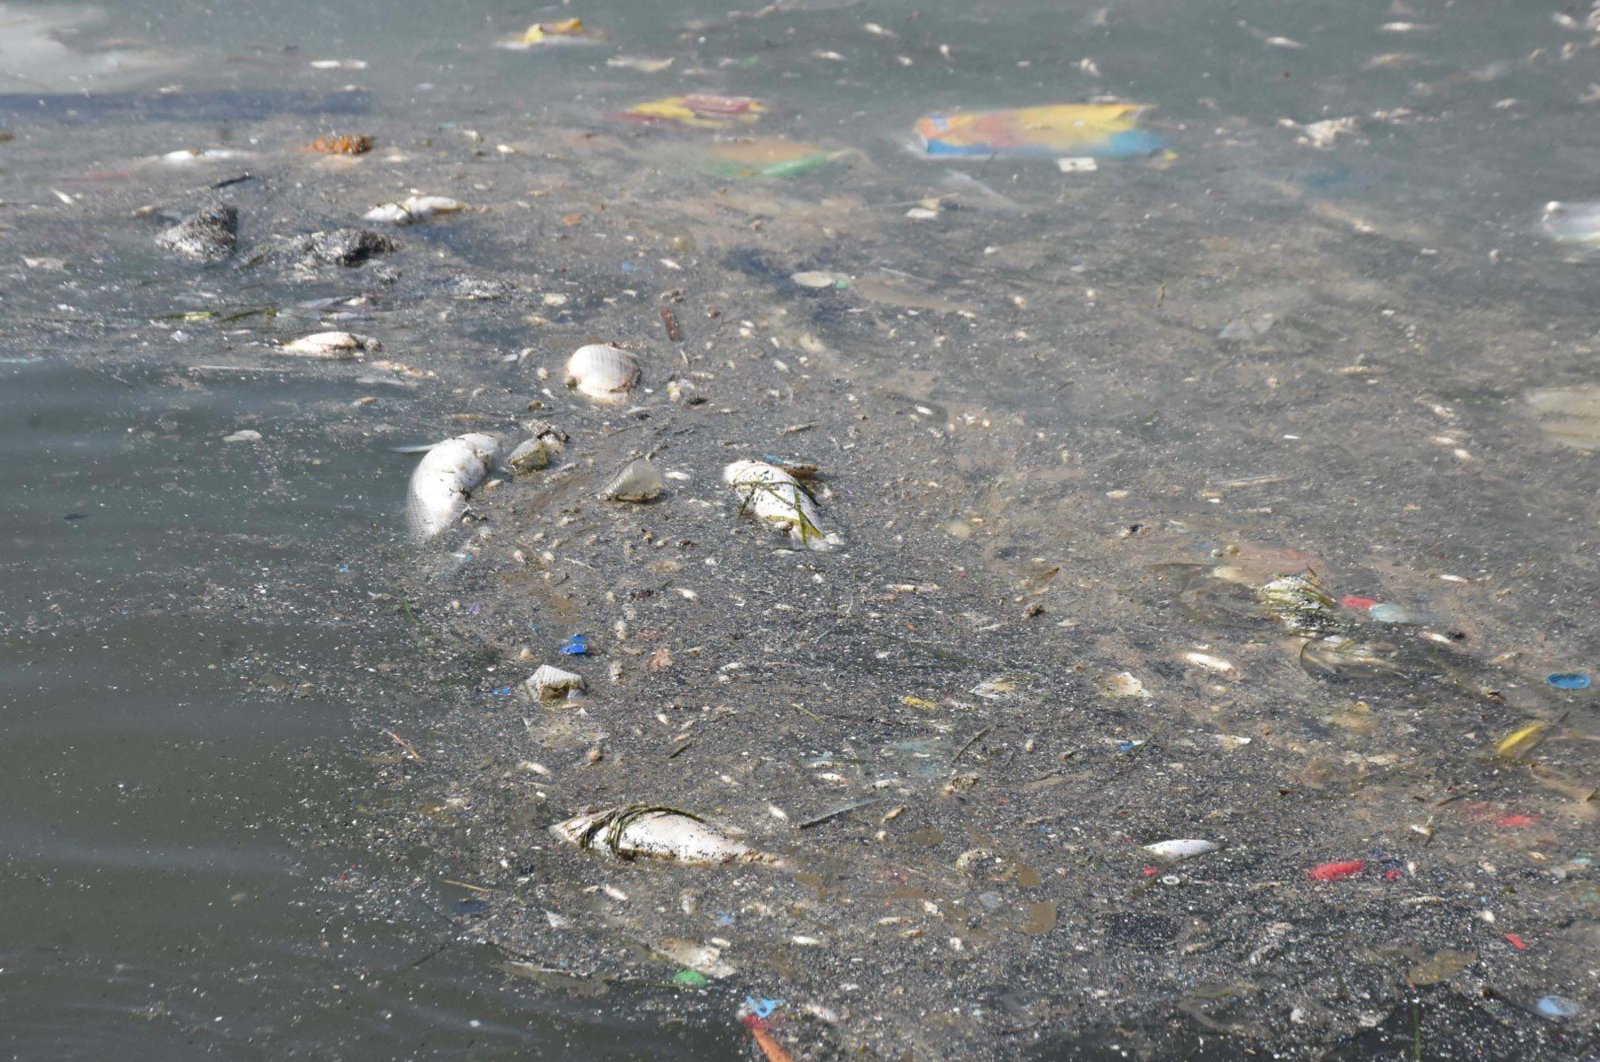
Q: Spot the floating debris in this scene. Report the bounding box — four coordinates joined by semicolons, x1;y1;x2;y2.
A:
1540;200;1600;245
404;433;499;540
1525;386;1600;450
653;938;736;979
1307;859;1365;881
156;201;237;263
525;664;586;702
280;331;380;359
724;459;840;550
913;103;1163;159
363;195;466;225
159;147;253;165
507;421;567;473
1258;572;1337;632
791;270;850;290
551;805;778;865
1546;672;1592;690
558;634;589;656
600;459;664;502
564;344;641;403
707;138;842;179
1101;672;1148;698
1141;839;1219;863
619;95;765;129
499;18;595;49
1495;721;1550;761
305;133;373;155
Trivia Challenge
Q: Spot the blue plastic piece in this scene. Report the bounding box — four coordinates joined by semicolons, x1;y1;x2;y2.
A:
559;634;589;656
1535;995;1580;1019
744;996;784;1019
1546;672;1592;690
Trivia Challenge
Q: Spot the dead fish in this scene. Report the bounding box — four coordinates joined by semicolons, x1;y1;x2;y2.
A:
363;195;466;225
1141;839;1219;862
724;459;840;550
280;331;380;359
565;344;641;402
550;804;780;865
600;459;664;502
526;663;585;701
405;432;500;540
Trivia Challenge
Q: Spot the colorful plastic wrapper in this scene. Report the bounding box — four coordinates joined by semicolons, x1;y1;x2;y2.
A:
619;95;765;129
913;103;1163;158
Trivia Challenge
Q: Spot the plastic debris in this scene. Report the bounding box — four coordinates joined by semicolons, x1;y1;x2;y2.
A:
654;938;735;978
564;344;641;403
363;195;465;225
550;805;779;865
1540;200;1600;245
672;970;710;987
525;664;585;701
707;138;841;178
1535;995;1581;1020
498;18;594;48
280;331;380;359
1141;839;1218;863
1307;860;1365;881
1405;949;1476;987
745;996;784;1020
913;103;1163;159
405;433;500;540
724;459;840;550
1495;722;1549;760
599;459;664;502
1367;603;1432;625
1219;313;1277;341
619;95;764;129
791;270;850;290
1525;386;1600;450
1546;672;1591;690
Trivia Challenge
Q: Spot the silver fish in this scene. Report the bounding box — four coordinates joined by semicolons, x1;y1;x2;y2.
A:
363;195;466;225
724;459;840;550
405;432;500;540
280;331;380;359
550;805;779;866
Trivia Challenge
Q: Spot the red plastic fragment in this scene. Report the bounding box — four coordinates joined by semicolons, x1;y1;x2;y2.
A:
1496;814;1538;829
1308;859;1366;881
1342;596;1379;611
1505;933;1528;950
1142;866;1159;876
1384;868;1403;881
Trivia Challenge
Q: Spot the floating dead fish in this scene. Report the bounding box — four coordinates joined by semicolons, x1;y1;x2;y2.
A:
405;432;500;540
565;344;641;403
600;459;664;502
551;804;779;865
1141;839;1219;862
724;459;839;550
653;938;736;978
280;331;380;359
526;664;586;701
363;195;466;225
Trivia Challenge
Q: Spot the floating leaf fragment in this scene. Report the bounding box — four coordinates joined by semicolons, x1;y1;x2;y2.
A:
1496;722;1549;761
1406;949;1476;987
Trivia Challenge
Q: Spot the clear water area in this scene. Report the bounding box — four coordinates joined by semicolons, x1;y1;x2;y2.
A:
3;0;1600;1058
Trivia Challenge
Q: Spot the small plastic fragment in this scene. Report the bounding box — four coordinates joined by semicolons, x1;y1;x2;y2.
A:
525;664;586;701
1307;859;1365;881
558;634;589;656
1546;672;1591;690
619;95;765;129
1535;995;1581;1019
600;459;664;502
363;195;465;225
673;970;710;987
305;133;373;155
1504;933;1528;950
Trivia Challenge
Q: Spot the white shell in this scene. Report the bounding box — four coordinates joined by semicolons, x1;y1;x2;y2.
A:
526;664;585;701
600;459;664;502
362;195;466;225
564;344;641;402
1141;839;1219;862
724;459;840;550
550;805;776;865
280;331;381;359
405;433;500;539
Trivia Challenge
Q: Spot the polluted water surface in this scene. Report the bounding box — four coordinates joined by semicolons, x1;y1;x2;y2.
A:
3;0;1600;1059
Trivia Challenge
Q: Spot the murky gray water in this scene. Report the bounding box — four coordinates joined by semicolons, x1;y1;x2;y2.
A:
3;0;1599;1057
